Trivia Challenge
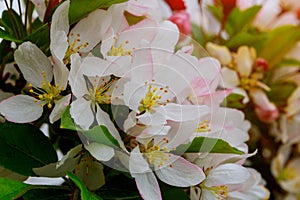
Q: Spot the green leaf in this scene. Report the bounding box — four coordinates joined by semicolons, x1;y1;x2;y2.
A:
22;188;72;200
0;39;14;65
160;182;189;200
175;137;244;155
60;106;78;131
0;177;32;200
276;59;300;68
0;28;21;42
124;11;146;26
67;172;103;200
84;125;120;148
0;122;58;176
259;25;300;68
96;173;141;199
61;107;120;148
1;9;27;40
225;31;268;51
69;0;128;25
267;82;297;107
221;93;246;109
207;5;223;22
225;5;261;37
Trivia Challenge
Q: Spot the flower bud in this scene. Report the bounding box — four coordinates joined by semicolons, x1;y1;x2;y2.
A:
169;11;191;36
164;0;186;11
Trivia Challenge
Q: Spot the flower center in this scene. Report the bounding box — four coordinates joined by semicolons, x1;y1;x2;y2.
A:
209;185;229;199
195;120;211;132
107;37;132;56
140;138;172;168
138;84;170;113
63;33;89;64
29;71;63;108
278;167;298;181
84;76;116;109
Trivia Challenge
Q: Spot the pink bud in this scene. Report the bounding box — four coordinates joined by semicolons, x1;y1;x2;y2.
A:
250;88;279;123
255;58;269;71
169;11;191;36
164;0;186;11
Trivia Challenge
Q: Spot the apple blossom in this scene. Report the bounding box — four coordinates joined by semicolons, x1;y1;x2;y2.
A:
0;42;70;123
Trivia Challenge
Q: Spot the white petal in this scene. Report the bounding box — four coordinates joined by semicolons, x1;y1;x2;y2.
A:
206;164;250;187
0;95;43;123
236;46;254;77
96;106;125;150
85;142;114;162
206;42;232;65
51;31;68;62
151;20;179;51
52;56;69;89
69;9;111;53
129;146;151;175
70;97;93;130
49;94;71;123
165;103;210;122
81;56;119;77
50;0;69;58
220;67;239;88
155;155;205;187
69;54;89;97
137;109;166;126
135;172;162;200
14;42;52;87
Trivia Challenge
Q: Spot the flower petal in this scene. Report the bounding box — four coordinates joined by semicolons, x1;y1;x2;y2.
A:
205;163;250;187
236;46;254;77
221;67;239;88
129;146;151;174
69;54;89;97
69;9;111;53
52;56;69;89
96;106;125;149
84;142;114;161
134;172;162;200
155;155;205;187
70;97;93;130
0;95;43;123
14;42;53;87
164;103;210;122
50;0;69;60
49;94;71;123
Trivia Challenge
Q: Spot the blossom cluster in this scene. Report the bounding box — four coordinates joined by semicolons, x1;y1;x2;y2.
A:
0;0;299;199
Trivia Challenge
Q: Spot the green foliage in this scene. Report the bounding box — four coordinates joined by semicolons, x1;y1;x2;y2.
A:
267;82;297;107
1;9;26;40
0;177;31;200
67;172;103;200
221;93;246;109
259;25;300;68
61;107;120;148
175;137;244;155
207;4;223;22
225;31;268;51
22;188;72;200
0;177;71;200
225;5;261;37
0;122;57;176
96;173;141;199
276;59;300;68
69;0;128;25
